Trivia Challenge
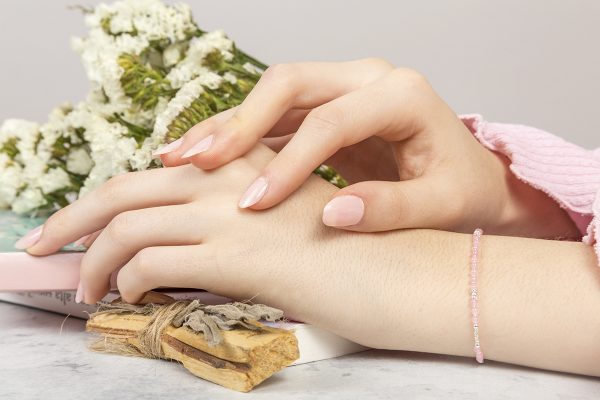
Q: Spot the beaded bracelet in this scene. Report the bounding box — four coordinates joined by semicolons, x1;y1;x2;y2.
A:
470;228;484;364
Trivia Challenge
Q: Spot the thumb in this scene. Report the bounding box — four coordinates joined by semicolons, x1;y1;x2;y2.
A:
321;178;460;232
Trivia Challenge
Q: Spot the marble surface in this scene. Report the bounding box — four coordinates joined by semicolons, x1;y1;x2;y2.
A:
1;302;599;400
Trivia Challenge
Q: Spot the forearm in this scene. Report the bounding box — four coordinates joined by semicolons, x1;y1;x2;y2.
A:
281;202;600;375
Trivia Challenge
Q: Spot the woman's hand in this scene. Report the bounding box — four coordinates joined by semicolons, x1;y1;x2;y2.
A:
25;144;341;307
158;59;579;239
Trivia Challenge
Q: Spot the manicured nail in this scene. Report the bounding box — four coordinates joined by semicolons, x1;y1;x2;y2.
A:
322;195;365;227
181;135;214;158
73;234;91;247
14;225;44;250
239;176;269;208
153;137;183;156
75;281;85;304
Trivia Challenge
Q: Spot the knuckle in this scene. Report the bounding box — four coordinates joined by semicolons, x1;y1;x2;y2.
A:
259;63;298;106
118;289;138;304
390;187;412;220
96;173;130;204
122;248;160;299
105;211;136;244
259;64;302;107
188;117;218;137
361;57;394;74
131;248;156;277
116;269;143;304
304;105;345;138
388;67;429;89
301;106;346;147
262;63;295;85
219;114;248;144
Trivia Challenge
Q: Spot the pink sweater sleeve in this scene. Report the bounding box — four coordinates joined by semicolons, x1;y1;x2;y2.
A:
460;114;600;265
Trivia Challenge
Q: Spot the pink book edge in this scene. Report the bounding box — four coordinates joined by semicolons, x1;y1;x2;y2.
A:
1;252;83;291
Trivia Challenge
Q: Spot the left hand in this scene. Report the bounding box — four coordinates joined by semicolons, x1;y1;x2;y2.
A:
23;145;343;311
23;144;415;348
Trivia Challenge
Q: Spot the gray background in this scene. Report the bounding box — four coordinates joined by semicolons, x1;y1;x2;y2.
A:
1;0;598;148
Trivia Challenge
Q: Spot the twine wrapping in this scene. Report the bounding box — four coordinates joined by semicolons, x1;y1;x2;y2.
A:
89;299;284;359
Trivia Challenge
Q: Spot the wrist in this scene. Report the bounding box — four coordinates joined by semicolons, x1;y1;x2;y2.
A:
492;152;580;239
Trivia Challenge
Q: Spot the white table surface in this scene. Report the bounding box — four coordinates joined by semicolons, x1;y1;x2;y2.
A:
1;301;599;400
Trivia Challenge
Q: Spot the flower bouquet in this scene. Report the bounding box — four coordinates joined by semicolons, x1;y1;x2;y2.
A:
0;0;345;216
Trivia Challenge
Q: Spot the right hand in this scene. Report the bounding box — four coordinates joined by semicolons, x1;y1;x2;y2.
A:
158;59;579;239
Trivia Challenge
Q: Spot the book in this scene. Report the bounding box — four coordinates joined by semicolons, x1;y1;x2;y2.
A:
0;210;85;291
0;210;367;364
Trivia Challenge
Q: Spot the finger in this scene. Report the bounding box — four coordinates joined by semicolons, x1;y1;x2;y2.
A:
238;73;412;210
158;106;237;167
116;245;221;304
26;167;194;256
321;177;463;232
80;204;206;304
178;59;393;170
161;108;310;168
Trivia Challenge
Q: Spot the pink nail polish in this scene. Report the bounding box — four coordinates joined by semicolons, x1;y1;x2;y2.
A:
73;234;91;247
181;135;214;158
75;281;85;304
239;176;269;208
322;195;365;227
14;225;44;250
153;137;183;156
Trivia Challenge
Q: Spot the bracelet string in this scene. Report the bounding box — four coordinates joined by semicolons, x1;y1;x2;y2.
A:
470;228;484;364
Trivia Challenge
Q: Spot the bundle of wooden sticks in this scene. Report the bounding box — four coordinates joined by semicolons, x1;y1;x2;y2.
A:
86;292;299;392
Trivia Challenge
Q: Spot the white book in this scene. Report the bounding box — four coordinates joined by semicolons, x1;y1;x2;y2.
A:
0;290;367;365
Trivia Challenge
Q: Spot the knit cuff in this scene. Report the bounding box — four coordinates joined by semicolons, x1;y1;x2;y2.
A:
460;114;600;264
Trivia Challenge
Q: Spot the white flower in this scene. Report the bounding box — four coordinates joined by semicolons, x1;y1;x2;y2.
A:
0;156;22;207
66;147;94;175
122;104;157;130
72;0;198;107
0;119;39;144
65;192;79;204
163;43;182;67
223;72;237;84
39;104;74;149
38;167;71;194
20;157;47;187
0;120;40;165
91;0;196;42
155;78;206;133
166;31;234;88
154;76;208;138
12;187;46;214
64;104;137;196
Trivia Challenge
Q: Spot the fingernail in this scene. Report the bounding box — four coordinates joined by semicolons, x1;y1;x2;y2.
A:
14;225;44;250
75;281;85;304
153;137;183;156
322;195;365;227
239;176;269;208
181;135;214;158
73;234;91;247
